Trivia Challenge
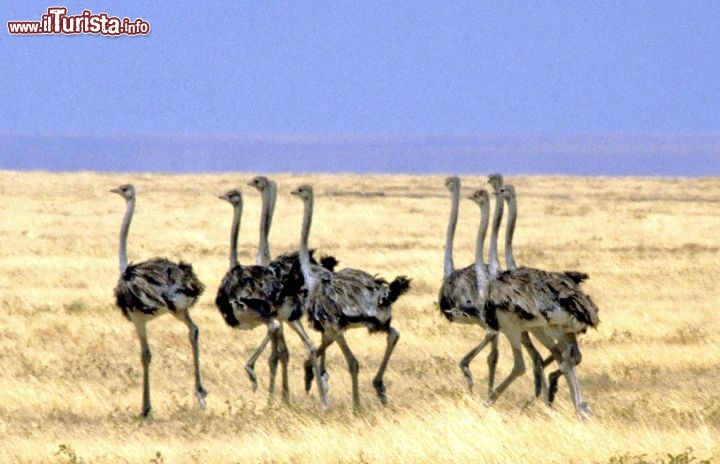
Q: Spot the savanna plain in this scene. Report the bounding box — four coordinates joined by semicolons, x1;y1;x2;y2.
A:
1;171;718;463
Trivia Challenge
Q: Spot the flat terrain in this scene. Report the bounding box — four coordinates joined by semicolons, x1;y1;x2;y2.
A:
0;171;718;463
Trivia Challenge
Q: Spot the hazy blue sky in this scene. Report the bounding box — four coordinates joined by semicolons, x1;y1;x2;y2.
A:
1;2;719;174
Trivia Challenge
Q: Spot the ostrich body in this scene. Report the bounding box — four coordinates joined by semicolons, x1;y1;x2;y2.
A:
111;184;207;418
292;184;410;410
465;188;599;417
215;188;278;333
484;265;599;417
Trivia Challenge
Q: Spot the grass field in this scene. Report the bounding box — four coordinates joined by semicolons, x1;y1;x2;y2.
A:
0;170;718;463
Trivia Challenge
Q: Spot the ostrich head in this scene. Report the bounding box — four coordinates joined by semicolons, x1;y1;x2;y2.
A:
219;189;243;206
487;173;503;194
290;184;313;200
468;188;489;207
499;184;516;201
444;176;460;192
247;176;271;192
110;184;135;201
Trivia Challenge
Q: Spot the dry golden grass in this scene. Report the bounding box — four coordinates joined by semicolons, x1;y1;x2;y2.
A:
1;170;718;463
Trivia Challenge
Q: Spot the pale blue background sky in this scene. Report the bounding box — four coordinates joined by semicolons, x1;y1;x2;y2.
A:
1;1;719;174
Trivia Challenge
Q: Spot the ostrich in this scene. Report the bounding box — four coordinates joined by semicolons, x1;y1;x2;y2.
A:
111;184;207;418
437;176;500;395
466;188;600;417
291;184;411;410
215;188;287;398
499;183;591;402
246;176;290;400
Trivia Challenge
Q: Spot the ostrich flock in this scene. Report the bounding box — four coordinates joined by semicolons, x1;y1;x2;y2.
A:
111;174;599;419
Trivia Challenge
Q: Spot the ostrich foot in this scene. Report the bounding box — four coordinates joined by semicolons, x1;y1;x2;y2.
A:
196;386;208;410
303;359;314;393
483;393;498;408
459;364;474;393
576;402;592;420
245;365;259;392
373;378;388;406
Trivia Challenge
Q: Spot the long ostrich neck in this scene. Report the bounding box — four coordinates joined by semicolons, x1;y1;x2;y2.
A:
504;189;518;272
488;192;503;277
118;196;135;273
229;201;242;269
299;194;314;289
265;181;277;263
256;185;270;266
474;199;490;301
443;185;459;277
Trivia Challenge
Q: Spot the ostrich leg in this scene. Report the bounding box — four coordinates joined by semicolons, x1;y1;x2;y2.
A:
132;317;153;418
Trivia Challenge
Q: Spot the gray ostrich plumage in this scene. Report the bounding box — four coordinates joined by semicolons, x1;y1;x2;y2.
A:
464;184;599;418
291;184;410;411
437;176;545;398
111;183;207;418
499;182;594;403
214;187;288;398
216;179;337;407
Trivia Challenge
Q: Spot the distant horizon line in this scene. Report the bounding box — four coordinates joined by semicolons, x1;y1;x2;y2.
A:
3;169;718;179
1;131;718;177
2;129;718;139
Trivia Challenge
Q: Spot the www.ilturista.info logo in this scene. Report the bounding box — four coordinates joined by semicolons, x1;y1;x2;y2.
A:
7;7;150;36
